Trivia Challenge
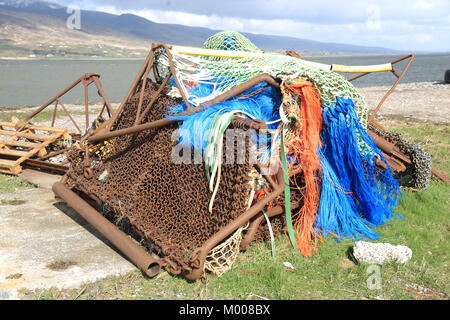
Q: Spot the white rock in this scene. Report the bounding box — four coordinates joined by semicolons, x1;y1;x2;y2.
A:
352;241;412;264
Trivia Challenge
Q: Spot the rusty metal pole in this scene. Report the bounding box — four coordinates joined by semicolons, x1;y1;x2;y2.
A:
88;118;176;143
52;182;162;277
105;50;155;132
368;54;415;122
92;77;115;117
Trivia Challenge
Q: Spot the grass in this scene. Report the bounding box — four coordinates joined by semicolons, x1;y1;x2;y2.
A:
0;108;102;123
0;173;35;194
383;119;450;176
7;119;449;300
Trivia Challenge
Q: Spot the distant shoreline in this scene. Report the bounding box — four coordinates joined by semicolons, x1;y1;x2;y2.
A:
1;52;448;62
0;57;146;61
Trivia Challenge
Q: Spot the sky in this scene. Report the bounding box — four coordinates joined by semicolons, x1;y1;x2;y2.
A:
51;0;449;52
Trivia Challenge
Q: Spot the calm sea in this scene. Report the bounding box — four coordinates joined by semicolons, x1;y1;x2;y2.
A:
0;53;449;108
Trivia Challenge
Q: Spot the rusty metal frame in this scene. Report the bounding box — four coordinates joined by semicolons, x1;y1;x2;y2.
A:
341;53;449;182
2;73;115;175
53;182;161;278
184;166;285;280
15;73;115;135
345;54;415;123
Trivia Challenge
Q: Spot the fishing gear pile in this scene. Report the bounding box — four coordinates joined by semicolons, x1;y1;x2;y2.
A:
62;31;403;279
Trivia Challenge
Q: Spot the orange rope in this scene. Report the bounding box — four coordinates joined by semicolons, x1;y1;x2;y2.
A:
284;79;323;257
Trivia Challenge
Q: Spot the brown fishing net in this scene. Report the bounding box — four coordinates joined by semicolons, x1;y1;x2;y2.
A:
62;80;289;276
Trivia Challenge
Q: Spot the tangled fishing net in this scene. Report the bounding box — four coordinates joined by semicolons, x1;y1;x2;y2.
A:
156;31;401;257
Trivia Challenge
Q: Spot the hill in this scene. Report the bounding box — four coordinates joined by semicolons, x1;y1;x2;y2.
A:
0;0;402;59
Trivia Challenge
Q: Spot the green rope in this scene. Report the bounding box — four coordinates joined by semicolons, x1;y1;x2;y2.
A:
281;126;296;247
100;203;109;216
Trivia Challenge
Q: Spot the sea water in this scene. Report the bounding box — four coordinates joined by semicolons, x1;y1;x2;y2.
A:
0;53;449;108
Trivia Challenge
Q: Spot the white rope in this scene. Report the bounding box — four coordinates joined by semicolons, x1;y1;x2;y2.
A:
262;210;276;258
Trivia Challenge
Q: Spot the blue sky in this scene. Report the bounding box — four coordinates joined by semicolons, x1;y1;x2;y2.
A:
52;0;449;52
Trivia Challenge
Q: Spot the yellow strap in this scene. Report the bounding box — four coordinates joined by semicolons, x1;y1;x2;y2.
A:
331;63;392;73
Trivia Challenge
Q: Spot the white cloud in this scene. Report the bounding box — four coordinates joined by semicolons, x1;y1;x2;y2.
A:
413;0;433;10
417;33;433;42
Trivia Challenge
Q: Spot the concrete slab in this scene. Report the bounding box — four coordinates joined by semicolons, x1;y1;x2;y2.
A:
0;188;136;300
18;169;62;190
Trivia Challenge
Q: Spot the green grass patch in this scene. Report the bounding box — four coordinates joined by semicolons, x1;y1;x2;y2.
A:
0;173;35;194
0;109;99;123
384;119;449;176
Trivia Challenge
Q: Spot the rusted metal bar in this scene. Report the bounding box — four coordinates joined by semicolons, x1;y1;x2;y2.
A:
84;83;89;131
1;154;69;174
206;74;279;106
368;54;414;122
105;50;155;132
431;167;450;183
171;73;280;118
185;185;284;280
52;182;162;277
135;50;155;125
369;129;449;182
57;99;82;134
51;100;58;127
92;77;114;117
39;148;70;161
91;73;279;143
135;73;171;126
348;72;370;82
368;131;412;165
381;151;407;172
24;159;68;174
17;73;100;129
240;201;301;251
88;118;176;143
160;44;194;113
368;119;387;131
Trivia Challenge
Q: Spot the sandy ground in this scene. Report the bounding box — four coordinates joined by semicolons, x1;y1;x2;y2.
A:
360;81;450;124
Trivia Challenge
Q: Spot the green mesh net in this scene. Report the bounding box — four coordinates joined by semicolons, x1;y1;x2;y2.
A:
203;31;261;53
156;31;369;128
